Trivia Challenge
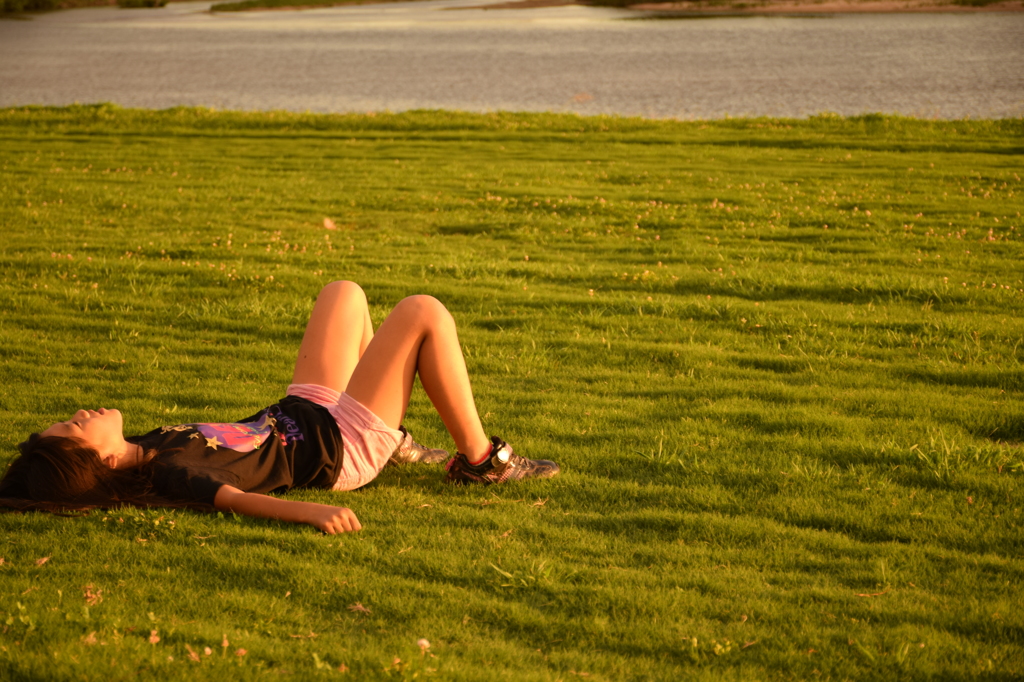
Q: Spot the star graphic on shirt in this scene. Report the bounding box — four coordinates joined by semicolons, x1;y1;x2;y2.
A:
188;432;201;439
205;436;223;449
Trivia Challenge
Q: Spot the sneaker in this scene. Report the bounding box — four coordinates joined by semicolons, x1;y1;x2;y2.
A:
445;436;559;484
388;426;450;466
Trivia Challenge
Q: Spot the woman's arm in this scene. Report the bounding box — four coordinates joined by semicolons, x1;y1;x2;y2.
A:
213;485;361;534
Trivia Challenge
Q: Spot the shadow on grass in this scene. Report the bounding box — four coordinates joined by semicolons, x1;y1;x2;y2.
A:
437;223;494;236
357;466;451;493
734;356;807;375
903;368;1024;393
782;513;914;545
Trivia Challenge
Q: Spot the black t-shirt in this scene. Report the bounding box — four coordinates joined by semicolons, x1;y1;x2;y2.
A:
134;396;343;506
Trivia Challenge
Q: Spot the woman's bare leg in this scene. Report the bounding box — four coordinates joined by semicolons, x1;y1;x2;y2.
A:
291;281;374;393
345;295;492;463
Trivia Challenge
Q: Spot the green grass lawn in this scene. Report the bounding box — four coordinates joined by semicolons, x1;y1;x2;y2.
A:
0;105;1022;680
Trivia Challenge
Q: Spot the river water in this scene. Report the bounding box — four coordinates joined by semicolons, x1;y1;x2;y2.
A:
1;0;1022;118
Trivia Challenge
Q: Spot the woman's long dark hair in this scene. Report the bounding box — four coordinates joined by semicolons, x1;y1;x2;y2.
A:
0;433;213;513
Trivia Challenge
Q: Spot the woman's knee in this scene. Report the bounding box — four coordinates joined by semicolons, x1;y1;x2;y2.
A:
319;280;367;307
395;295;454;328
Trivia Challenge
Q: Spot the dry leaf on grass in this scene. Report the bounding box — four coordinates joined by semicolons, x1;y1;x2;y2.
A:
532;498;548;507
186;645;200;662
83;585;103;606
347;602;371;614
82;631;97;645
35;556;50;566
324;218;337;230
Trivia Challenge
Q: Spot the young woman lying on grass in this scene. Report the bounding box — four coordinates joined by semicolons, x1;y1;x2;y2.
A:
0;281;559;533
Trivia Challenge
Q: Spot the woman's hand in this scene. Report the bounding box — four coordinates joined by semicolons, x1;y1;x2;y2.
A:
214;485;362;533
309;505;361;534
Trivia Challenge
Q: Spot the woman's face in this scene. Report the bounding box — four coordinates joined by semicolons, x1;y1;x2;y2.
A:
40;408;126;467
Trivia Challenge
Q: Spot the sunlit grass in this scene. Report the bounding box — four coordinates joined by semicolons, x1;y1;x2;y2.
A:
0;105;1022;680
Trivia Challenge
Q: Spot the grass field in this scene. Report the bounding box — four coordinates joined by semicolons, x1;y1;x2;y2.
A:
0;105;1022;680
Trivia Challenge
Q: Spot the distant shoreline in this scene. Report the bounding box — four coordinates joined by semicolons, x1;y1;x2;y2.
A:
464;0;1024;12
12;0;1024;14
224;0;1024;15
626;0;1024;14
